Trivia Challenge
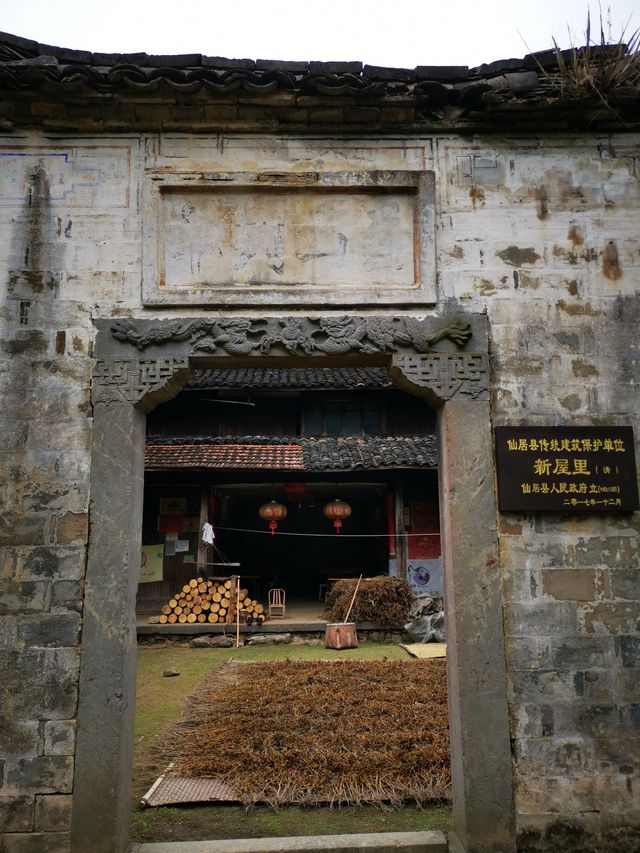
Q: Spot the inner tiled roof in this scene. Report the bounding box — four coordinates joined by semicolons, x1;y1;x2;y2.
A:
145;442;304;470
185;367;393;391
145;435;437;471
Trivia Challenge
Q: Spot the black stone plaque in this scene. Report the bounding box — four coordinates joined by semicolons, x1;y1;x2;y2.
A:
495;426;639;512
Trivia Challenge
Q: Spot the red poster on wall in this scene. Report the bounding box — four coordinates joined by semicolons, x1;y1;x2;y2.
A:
408;500;441;560
158;515;183;534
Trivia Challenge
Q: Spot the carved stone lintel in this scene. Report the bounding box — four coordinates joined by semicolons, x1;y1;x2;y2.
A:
92;358;191;413
390;352;489;406
109;315;473;357
94;315;486;409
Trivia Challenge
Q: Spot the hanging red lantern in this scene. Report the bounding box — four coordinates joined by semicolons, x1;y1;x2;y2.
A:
323;498;352;534
259;501;288;536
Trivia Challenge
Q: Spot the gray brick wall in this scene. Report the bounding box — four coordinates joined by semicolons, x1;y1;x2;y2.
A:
1;132;638;851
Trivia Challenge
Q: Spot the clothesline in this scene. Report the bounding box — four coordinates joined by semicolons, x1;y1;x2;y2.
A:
209;525;441;539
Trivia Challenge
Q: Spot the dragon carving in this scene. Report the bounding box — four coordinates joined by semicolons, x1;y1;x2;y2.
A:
110;315;472;355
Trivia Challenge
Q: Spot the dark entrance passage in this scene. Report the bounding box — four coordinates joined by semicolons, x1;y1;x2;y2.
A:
217;482;387;598
136;366;441;622
137;467;441;621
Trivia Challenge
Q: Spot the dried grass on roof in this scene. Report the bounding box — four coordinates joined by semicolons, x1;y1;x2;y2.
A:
324;576;413;626
157;659;450;806
545;14;640;112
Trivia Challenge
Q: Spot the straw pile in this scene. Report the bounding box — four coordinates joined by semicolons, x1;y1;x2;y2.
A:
324;576;413;625
158;658;450;806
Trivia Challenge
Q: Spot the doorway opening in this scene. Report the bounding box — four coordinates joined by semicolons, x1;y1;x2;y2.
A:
131;366;449;842
72;312;516;853
136;366;441;629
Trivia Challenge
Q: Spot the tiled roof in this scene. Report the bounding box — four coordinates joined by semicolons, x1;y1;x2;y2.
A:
301;436;437;470
145;435;437;471
145;442;304;470
0;31;634;132
185;367;393;391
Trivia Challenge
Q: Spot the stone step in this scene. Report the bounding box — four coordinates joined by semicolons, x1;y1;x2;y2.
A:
131;829;448;853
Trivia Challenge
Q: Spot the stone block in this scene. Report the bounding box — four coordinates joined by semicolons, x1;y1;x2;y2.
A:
507;637;553;671
6;756;73;794
581;602;640;634
514;735;596;776
575;536;638;569
53;512;88;545
552;636;614;669
35;794;73;831
512;703;554;739
542;568;596;601
0;418;29;452
617;635;640;667
575;704;620;739
21;546;85;581
0;512;48;546
516;814;603;853
0;614;18;648
0;719;41;758
18;614;80;648
0;649;79;719
569;670;615;705
0;795;34;831
50;580;83;612
2;832;70;853
43;721;75;756
499;518;522;535
0;579;49;613
509;668;577;702
506;601;578;636
610;569;639;600
516;775;597;815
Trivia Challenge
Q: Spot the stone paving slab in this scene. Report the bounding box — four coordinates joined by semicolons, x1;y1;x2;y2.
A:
131;831;448;852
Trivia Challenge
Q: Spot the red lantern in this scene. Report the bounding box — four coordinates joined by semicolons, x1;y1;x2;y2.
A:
323;498;352;534
259;501;288;536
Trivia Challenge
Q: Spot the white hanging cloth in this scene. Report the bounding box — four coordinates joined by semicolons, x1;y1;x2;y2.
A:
202;522;215;545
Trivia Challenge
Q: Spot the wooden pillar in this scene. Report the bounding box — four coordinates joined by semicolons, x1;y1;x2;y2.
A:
197;484;208;573
394;474;407;579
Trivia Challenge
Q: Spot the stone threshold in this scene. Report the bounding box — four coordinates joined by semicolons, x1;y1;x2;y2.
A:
131;830;448;852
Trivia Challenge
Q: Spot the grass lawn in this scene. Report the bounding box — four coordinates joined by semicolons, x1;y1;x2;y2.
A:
132;642;452;842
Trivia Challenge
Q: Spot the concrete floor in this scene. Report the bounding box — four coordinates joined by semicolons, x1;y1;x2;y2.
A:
136;597;404;637
137;597;329;633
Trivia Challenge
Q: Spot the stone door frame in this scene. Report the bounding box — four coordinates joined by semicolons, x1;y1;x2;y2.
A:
71;313;516;853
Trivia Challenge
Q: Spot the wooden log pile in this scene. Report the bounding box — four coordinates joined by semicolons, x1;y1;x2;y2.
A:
323;575;413;625
158;577;265;625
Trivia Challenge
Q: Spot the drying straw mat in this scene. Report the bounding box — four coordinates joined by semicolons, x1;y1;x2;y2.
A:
150;658;450;807
401;643;447;660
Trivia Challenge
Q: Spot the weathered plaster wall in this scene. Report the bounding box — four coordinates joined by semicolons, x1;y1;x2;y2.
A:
1;132;638;852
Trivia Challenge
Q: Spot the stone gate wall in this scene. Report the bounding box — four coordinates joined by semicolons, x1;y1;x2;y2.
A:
1;131;638;851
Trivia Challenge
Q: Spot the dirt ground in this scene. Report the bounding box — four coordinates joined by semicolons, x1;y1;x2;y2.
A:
132;642;452;842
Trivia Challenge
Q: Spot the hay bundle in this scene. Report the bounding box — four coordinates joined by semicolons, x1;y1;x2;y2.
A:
323;575;413;625
159;658;450;806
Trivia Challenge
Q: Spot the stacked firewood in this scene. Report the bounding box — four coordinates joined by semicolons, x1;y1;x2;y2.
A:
158;577;265;625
